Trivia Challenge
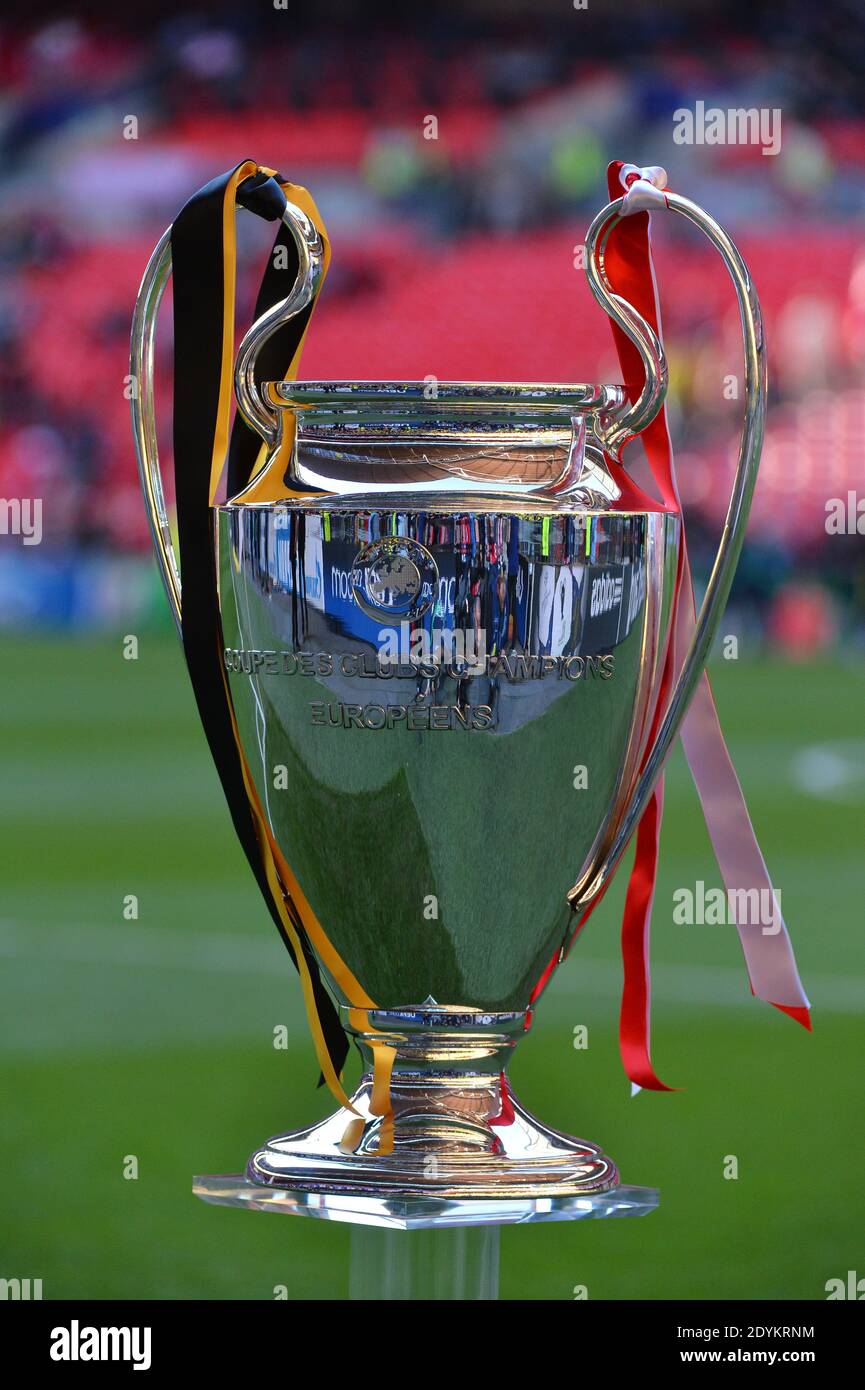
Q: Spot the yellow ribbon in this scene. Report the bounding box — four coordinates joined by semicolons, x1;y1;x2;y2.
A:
203;165;401;1135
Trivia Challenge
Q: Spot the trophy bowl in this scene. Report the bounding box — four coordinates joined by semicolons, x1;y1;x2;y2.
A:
132;166;765;1222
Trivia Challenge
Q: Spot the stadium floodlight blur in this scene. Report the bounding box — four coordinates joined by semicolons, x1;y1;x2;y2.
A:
1;1;863;653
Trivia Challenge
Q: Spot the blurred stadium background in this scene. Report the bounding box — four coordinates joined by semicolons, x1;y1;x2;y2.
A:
0;0;863;1299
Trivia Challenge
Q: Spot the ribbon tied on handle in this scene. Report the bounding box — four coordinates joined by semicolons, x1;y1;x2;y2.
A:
601;160;811;1092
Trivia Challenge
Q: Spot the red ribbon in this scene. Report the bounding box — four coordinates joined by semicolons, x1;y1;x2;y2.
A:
531;163;811;1091
601;161;680;1089
603;160;811;1089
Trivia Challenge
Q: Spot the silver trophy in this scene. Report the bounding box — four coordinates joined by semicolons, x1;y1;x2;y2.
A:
131;177;763;1232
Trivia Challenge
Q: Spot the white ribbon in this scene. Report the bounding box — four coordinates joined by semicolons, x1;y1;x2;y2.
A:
619;163;669;215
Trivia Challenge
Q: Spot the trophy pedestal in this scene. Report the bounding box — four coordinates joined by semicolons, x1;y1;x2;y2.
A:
194;1178;650;1295
192;1015;658;1297
193;1172;659;1231
193;1175;657;1300
194;1007;657;1299
242;1069;622;1201
240;1006;641;1201
195;1007;659;1229
193;1058;659;1229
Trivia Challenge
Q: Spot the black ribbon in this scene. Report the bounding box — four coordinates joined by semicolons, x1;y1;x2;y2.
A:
171;164;348;1085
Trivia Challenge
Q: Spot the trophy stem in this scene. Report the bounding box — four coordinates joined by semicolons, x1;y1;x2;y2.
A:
245;1004;620;1201
348;1224;500;1301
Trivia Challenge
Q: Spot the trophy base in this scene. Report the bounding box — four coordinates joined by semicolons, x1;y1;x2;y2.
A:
194;1007;660;1229
244;1069;622;1205
193;1172;659;1230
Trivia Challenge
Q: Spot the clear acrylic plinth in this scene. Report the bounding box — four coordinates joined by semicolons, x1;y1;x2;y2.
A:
192;1174;659;1231
349;1223;502;1300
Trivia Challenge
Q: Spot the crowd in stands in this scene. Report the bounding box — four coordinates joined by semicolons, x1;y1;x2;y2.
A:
1;4;864;634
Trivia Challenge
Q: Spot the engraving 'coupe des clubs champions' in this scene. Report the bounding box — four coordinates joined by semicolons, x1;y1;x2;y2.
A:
130;159;807;1228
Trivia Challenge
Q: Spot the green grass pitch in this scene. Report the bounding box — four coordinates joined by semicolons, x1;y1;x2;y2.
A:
0;634;862;1299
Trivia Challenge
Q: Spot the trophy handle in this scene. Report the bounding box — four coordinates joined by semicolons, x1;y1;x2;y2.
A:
234;200;325;446
130;226;180;630
575;190;766;905
129;201;324;632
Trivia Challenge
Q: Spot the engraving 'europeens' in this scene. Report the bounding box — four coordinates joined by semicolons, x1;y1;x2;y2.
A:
312;702;494;731
224;648;616;682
